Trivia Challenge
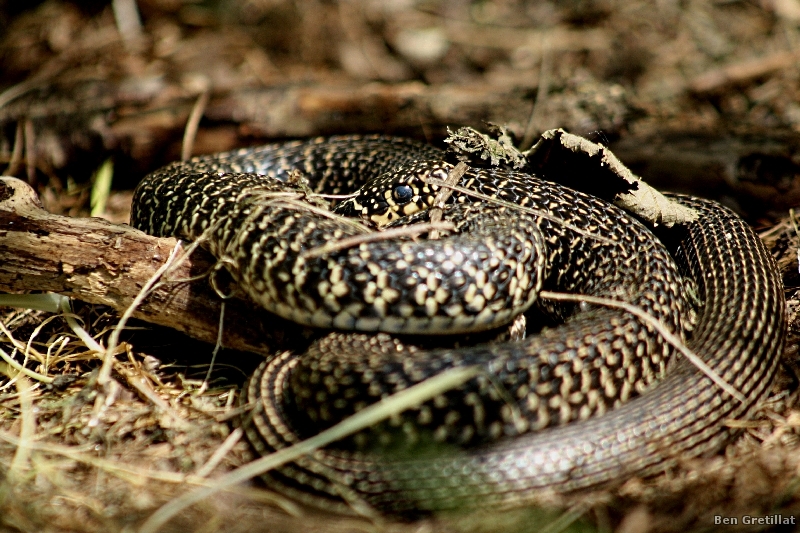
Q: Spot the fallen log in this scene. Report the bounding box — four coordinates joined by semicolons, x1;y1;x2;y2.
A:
0;176;300;356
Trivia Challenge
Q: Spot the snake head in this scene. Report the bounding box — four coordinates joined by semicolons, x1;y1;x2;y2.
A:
333;161;451;227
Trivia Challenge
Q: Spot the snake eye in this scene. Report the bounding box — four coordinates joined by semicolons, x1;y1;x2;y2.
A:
392;184;414;203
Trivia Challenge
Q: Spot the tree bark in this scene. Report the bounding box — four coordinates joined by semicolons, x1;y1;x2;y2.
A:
0;176;301;356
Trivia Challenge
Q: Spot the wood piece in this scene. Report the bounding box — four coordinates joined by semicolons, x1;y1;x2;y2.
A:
689;50;800;94
0;76;629;182
528;129;698;227
610;132;800;214
0;176;299;356
203;82;532;138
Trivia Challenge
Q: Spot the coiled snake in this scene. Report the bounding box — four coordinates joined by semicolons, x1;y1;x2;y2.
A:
131;135;786;514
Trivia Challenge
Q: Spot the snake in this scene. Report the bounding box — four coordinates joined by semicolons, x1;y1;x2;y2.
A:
130;134;786;514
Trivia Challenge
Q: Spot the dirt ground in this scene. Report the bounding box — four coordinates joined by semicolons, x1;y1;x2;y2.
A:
1;1;800;532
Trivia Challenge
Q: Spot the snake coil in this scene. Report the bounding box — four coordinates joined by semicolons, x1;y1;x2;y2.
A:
131;135;785;514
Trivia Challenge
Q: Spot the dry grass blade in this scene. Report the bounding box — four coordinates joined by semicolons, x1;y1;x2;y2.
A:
0;318;53;384
521;35;553;150
199;301;226;393
181;87;210;162
0;316;46;360
0;348;52;384
429;161;468;240
193;427;243;479
8;376;36;481
240;192;372;234
0;429;186;484
789;208;800;274
300;221;454;259
97;242;185;387
540;290;746;402
0;293;65;314
89;158;114;218
0;425;303;515
537;502;590;533
119;368;190;430
58;298;104;353
311;191;360;200
424;177;617;246
111;0;144;44
139;365;482;533
4;120;24;176
223;190;443;261
83;242;187;431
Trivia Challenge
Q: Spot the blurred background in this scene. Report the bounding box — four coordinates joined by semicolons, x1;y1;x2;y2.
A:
0;0;799;219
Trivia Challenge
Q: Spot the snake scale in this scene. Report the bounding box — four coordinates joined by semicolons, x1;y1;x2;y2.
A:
131;134;786;514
